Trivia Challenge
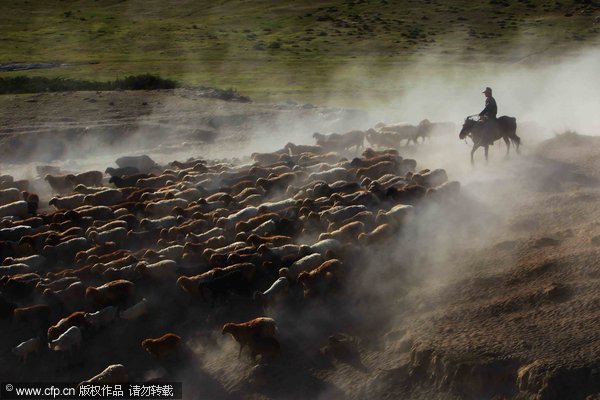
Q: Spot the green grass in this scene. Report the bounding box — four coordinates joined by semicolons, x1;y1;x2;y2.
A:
1;0;598;103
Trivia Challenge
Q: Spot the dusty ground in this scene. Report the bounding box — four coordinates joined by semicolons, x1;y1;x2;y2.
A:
0;92;598;399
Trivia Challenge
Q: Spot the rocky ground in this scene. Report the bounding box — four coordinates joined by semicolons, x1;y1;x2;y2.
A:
0;91;598;399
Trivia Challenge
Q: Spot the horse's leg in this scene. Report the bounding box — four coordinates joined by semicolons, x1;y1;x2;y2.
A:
471;144;479;166
485;145;489;164
504;136;510;157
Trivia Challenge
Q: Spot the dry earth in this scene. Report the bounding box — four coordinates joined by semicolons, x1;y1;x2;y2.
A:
0;91;598;400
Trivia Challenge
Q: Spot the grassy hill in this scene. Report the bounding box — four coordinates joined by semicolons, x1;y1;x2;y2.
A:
1;0;598;102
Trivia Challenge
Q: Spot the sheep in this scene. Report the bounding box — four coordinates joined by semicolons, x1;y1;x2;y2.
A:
140;216;179;231
319;220;365;243
298;259;344;298
216;206;259;229
185;227;225;244
256;173;297;193
86;220;128;237
3;255;46;269
115;155;157;173
136;260;178;280
48;325;82;352
86;279;135;308
303;238;342;256
84;189;123;206
68;205;114;221
286;253;325;278
66;171;103;187
80;364;128;385
222;317;278;358
145;198;189;217
136;175;177;189
320;205;367;224
49;194;86;210
258;244;301;259
119;298;149;320
375;204;414;226
45;174;73;194
0;201;29;219
109;174;152;188
12;337;41;362
47;311;90;341
253;277;289;307
308;168;348;184
257;198;297;214
13;304;51;325
43;237;89;262
84;306;118;329
196;269;251;305
105;166;140;177
358;223;394;245
3;274;42;299
0;263;32;277
89;227;127;247
0;188;21;206
36;276;79;293
141;333;181;359
247;336;280;362
42;281;85;311
357;161;398;180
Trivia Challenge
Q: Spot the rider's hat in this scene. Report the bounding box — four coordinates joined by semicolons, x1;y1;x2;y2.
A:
482;87;492;94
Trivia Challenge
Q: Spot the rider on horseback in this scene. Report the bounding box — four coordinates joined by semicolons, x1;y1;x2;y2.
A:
478;87;498;145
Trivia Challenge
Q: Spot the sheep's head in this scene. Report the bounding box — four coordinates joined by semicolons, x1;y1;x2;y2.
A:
221;323;235;335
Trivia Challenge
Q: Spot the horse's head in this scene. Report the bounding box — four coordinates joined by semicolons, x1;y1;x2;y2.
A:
459;116;478;140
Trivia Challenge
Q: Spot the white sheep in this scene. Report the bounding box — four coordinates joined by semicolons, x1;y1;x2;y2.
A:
48;325;82;352
186;227;224;243
0;201;29;219
257;198;296;214
12;337;41;362
84;306;118;329
253;277;289;307
49;194;85;210
119;298;149;320
287;253;325;277
0;188;21;206
84;189;123;206
2;255;46;269
306;238;342;256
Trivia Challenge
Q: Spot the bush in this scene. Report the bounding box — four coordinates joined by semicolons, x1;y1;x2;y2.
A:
0;74;178;94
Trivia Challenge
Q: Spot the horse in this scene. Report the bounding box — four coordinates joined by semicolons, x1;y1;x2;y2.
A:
459;115;520;164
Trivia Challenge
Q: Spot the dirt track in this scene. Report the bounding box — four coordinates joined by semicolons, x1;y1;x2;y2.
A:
0;91;599;399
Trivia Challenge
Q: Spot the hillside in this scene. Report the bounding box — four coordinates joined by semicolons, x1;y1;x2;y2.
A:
1;0;598;101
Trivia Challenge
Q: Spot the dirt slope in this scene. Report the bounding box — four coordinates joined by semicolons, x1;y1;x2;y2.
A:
0;92;599;399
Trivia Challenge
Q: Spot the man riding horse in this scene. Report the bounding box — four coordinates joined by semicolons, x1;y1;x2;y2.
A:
459;87;520;165
478;87;498;145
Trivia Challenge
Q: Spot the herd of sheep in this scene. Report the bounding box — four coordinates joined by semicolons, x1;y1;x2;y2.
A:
0;123;460;386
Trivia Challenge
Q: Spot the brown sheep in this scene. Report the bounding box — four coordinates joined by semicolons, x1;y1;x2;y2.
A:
85;280;134;308
13;304;51;325
222;317;278;358
45;175;74;194
298;259;344;298
66;171;103;187
47;311;91;341
141;333;181;359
